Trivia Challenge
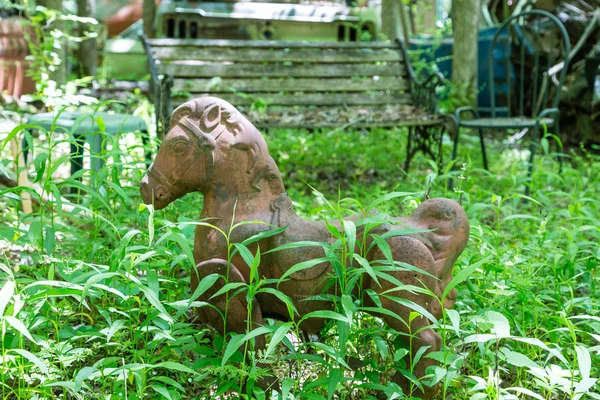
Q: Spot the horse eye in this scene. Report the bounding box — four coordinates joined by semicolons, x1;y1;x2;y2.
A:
170;139;189;153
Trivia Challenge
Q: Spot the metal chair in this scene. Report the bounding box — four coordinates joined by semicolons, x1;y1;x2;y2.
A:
23;112;150;177
451;10;571;195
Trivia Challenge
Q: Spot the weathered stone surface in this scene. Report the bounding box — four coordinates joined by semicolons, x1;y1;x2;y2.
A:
140;96;470;398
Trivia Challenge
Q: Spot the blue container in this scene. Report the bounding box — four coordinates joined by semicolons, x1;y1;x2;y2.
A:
409;26;514;116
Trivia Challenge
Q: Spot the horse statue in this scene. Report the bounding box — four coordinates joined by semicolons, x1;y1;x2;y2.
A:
140;96;470;398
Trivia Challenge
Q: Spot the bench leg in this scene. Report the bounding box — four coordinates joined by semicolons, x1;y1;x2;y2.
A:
70;134;86;177
22;130;32;165
479;128;489;171
525;124;540;197
404;127;415;172
90;131;105;173
555;122;563;173
447;125;462;190
141;129;152;166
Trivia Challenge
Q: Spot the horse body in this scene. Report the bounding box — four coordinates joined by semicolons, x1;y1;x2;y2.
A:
140;96;469;398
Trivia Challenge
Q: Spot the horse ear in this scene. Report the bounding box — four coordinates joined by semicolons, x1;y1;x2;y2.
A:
202;104;222;132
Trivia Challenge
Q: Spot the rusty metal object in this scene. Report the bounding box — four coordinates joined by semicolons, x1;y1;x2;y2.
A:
140;96;470;398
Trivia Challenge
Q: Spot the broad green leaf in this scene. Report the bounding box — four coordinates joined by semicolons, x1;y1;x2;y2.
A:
341;294;355;324
250;245;261;284
500;348;538;369
442;257;489;300
394;348;409;362
487;310;511;337
300;310;347;325
446;309;460;335
5;316;37;344
366;192;415;212
137;285;173;323
412;345;430;368
153;361;198;375
505;387;544;400
382;295;438;325
233;243;256;268
264;241;328;254
222;326;272;366
167;230;194;266
369;234;393;265
575;344;591;380
310;342;351;369
151;376;185;393
278;257;332;283
353;254;380;287
81;272;120;300
502;214;541;222
281;378;294;400
343;220;356;258
0;280;15;317
189;273;220;302
103;320;126;342
210;282;247;299
328;368;341;400
10;349;48;374
150;384;173;400
241;225;287;246
263;322;293;359
373;335;389;360
256;287;298;319
74;366;97;390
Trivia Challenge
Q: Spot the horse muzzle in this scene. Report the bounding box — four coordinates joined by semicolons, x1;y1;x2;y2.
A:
140;173;173;210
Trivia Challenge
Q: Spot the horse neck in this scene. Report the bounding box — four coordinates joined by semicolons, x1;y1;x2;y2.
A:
200;176;285;224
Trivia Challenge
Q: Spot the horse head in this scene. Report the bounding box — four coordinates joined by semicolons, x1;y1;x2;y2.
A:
141;96;282;210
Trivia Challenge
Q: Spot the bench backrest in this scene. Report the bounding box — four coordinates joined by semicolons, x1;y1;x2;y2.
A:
143;38;419;128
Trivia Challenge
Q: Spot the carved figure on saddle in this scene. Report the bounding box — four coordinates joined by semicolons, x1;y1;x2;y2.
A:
140;96;470;398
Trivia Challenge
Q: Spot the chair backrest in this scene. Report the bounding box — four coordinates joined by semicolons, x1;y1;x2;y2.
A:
488;10;570;119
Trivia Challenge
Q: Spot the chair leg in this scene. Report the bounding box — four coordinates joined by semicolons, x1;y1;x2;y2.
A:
525;125;540;197
70;135;86;177
555;122;563;173
22;130;31;164
142;129;152;166
478;128;488;171
404;127;413;172
448;126;461;190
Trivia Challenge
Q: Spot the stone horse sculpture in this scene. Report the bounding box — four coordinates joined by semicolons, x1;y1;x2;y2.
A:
140;96;470;398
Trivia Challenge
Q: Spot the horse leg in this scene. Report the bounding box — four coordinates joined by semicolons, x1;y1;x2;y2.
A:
368;236;442;399
191;258;266;348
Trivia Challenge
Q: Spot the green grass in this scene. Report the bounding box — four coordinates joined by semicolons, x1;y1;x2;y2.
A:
0;108;598;399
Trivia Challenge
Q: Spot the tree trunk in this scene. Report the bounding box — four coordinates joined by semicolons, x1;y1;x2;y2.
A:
415;0;437;33
452;0;479;107
42;0;67;87
143;0;156;38
77;0;97;78
382;0;402;40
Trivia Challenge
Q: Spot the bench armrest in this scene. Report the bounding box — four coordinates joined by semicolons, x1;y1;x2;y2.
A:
396;38;446;113
538;108;560;119
139;34;159;87
455;106;481;121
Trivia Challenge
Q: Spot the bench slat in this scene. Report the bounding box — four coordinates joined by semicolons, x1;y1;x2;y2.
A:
172;104;441;128
160;62;406;78
172;92;412;106
147;38;398;49
152;47;403;63
171;76;409;93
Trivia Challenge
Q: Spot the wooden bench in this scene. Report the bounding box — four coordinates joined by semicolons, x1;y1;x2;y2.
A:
141;37;449;170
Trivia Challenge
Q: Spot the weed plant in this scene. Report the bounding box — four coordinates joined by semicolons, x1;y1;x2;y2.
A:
0;108;598;399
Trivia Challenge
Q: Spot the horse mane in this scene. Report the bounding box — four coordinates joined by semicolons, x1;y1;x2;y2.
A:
171;97;286;195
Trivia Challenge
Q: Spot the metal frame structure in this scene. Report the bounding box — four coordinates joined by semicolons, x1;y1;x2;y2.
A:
452;10;571;195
